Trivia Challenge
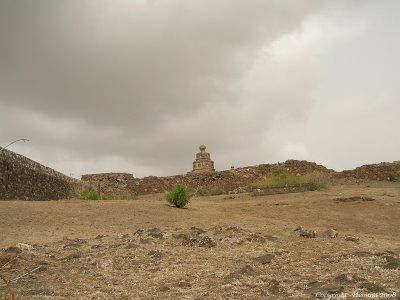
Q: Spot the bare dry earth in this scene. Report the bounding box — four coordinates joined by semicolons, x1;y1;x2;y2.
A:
0;182;399;299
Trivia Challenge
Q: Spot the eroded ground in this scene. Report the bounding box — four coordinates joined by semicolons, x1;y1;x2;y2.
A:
0;182;399;299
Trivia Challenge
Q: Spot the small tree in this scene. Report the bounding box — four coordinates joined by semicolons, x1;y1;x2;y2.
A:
166;184;191;208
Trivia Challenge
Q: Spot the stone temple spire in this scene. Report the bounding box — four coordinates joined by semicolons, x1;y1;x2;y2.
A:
192;145;215;174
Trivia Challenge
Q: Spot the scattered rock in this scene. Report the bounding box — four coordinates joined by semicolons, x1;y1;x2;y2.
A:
358;282;386;292
182;236;216;248
62;238;86;249
307;282;344;298
118;233;130;239
353;251;372;257
266;279;280;294
379;250;396;255
296;227;317;238
316;285;344;298
147;228;164;239
140;238;153;244
95;234;106;239
175;280;192;288
16;243;34;251
4;246;22;254
273;249;289;255
265;235;279;242
306;281;323;294
382;254;400;269
134;229;144;236
228;187;245;194
108;242;124;249
253;253;275;265
227;226;242;233
148;267;160;273
125;243;139;249
322;229;338;238
225;265;256;282
344;235;359;242
63;252;81;260
223;195;237;199
98;258;114;271
212;226;228;235
334;274;365;284
247;233;266;243
335;196;375;203
172;232;191;240
38;260;49;265
157;285;170;292
148;250;164;260
190;227;206;235
220;237;241;245
37;265;48;272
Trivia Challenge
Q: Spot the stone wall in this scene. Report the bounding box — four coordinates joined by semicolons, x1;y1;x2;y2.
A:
82;160;335;196
82;160;400;196
0;147;80;200
3;145;398;200
338;161;400;181
81;173;135;197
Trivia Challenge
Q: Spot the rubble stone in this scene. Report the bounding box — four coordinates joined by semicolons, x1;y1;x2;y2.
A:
0;147;80;200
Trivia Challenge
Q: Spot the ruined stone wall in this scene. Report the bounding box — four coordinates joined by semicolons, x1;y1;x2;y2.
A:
82;160;334;195
338;161;400;181
82;160;400;196
0;148;80;200
3;145;398;200
81;173;136;197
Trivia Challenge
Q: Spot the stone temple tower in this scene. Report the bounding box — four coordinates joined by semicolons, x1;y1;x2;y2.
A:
192;145;215;174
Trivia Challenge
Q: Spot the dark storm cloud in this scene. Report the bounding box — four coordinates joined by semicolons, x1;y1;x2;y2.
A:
0;0;399;177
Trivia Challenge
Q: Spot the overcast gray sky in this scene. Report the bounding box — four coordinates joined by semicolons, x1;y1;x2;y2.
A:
0;0;399;178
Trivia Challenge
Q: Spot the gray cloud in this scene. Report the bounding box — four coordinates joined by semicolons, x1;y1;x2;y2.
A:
0;0;399;177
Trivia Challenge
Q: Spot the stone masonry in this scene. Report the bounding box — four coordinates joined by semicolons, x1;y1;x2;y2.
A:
82;159;400;196
0;147;80;200
83;160;336;196
1;146;399;200
81;173;135;198
192;145;215;174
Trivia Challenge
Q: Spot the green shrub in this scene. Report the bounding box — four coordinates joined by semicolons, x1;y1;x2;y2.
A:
80;188;100;200
166;184;191;208
388;174;398;182
197;187;209;196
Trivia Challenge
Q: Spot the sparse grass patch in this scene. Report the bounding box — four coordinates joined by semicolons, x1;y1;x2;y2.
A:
196;187;209;196
166;184;191;208
249;168;330;192
209;187;225;196
80;189;100;200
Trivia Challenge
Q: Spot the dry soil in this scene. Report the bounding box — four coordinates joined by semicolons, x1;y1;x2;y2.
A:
0;182;399;299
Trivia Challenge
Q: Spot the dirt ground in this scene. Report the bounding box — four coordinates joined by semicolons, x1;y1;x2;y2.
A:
0;182;399;299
